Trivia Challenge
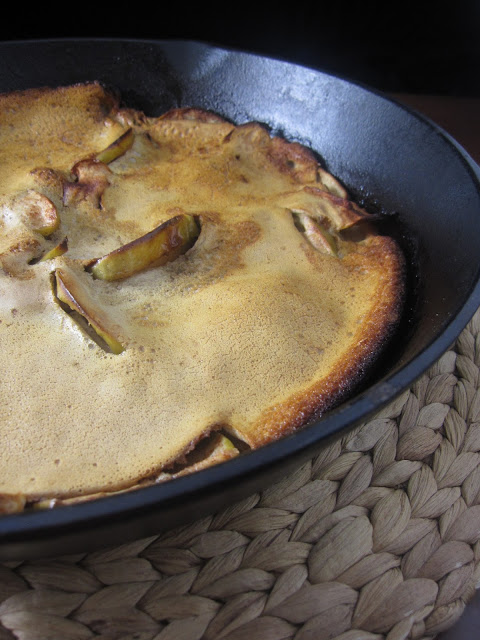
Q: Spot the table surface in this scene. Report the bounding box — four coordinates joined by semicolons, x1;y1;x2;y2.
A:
392;94;480;640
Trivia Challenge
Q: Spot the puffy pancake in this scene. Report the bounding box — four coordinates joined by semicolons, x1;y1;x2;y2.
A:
0;83;404;506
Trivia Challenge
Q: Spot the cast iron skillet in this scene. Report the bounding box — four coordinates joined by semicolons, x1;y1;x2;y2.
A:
1;39;480;559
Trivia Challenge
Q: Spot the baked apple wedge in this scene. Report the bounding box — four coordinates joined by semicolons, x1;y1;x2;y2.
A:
54;267;125;354
292;211;338;256
167;433;240;479
33;434;239;509
0;237;42;277
94;128;134;164
0;493;26;515
63;159;112;209
87;213;200;281
281;186;370;232
19;190;60;237
40;237;68;262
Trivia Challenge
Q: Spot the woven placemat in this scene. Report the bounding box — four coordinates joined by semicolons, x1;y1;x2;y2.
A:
2;311;480;640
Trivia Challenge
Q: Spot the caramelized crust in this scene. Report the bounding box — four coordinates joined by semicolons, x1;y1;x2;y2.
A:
0;83;404;508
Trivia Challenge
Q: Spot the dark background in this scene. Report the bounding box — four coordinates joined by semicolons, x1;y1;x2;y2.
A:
0;2;479;97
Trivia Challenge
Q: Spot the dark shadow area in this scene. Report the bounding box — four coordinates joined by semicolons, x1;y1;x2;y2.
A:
0;2;479;97
438;588;480;639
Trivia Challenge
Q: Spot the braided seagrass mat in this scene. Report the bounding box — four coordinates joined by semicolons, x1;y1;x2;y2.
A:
3;308;480;640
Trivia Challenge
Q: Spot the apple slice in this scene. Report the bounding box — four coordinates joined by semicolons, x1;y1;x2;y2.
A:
94;128;134;164
32;433;239;509
20;190;60;236
172;433;239;478
40;237;68;262
146;432;240;483
63;160;112;209
293;211;338;256
33;484;143;508
0;492;26;515
88;213;200;282
281;186;370;232
1;237;42;277
54;267;125;354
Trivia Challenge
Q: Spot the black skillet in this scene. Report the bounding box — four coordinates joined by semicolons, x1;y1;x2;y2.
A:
1;39;480;560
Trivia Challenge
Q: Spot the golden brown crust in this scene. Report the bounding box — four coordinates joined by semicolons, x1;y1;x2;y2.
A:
244;236;405;447
0;82;404;507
